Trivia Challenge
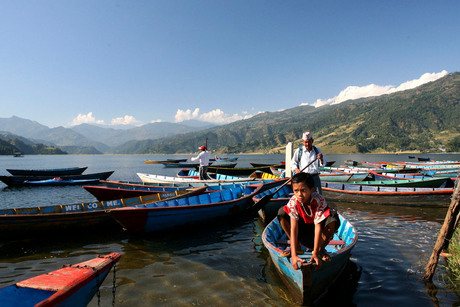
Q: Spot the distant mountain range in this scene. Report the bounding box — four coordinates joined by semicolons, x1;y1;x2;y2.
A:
0;117;217;154
1;72;459;154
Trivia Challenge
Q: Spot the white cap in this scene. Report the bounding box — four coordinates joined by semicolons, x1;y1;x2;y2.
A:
302;132;312;140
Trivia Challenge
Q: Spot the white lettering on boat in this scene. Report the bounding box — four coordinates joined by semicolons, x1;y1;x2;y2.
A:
64;205;81;212
87;203;98;209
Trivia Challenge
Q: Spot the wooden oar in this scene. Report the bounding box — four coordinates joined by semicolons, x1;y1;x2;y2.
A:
252;157;318;212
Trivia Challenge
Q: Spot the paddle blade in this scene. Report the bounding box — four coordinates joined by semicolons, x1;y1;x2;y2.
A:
252;193;274;212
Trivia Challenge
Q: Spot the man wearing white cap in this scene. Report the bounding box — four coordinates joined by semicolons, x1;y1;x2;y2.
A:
290;132;326;194
191;145;211;180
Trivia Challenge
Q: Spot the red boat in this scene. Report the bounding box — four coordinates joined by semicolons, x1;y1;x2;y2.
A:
0;253;121;306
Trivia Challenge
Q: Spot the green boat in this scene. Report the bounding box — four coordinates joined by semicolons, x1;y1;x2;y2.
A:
345;177;450;188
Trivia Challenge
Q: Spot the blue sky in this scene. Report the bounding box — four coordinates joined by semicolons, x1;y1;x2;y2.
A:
1;1;459;128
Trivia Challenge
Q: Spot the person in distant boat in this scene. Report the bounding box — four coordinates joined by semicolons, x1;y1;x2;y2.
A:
277;172;340;270
191;145;211;180
291;131;326;194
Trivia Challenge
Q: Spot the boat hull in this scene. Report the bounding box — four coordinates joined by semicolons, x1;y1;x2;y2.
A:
137;172;258;186
0;253;120;307
322;182;453;206
262;215;357;305
0;188;204;238
6;167;88;176
0;171;114;187
204;164;285;176
110;180;285;234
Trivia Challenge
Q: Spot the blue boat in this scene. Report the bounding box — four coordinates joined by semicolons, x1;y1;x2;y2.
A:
262;214;358;305
161;162;213;168
0;253;120;306
109;179;286;234
0;171;114;187
23;178;101;186
0;187;205;238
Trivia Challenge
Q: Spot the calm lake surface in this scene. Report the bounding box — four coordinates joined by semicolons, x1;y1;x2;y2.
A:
1;153;460;306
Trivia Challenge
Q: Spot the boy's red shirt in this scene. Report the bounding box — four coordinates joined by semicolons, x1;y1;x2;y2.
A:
283;192;330;224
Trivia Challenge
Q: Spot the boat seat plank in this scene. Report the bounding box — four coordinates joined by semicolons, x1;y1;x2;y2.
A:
17;267;93;291
198;193;211;204
188;196;200;205
210;192;223;203
177;198;188;206
222;190;232;201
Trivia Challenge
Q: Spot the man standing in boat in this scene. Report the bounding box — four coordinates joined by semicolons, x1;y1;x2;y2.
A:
191;145;211;180
291;132;326;194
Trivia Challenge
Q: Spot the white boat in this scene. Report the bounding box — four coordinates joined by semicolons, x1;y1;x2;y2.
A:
137;172;260;186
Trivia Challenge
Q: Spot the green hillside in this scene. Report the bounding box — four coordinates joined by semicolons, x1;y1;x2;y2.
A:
0;138;67;155
106;72;460;154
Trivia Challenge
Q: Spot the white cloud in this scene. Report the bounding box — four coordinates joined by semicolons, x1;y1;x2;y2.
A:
302;70;448;108
70;112;105;126
174;108;201;122
111;115;143;126
388;70;448;93
150;119;163;123
174;108;255;124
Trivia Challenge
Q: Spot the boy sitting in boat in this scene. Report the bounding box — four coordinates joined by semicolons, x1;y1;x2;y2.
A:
277;172;340;270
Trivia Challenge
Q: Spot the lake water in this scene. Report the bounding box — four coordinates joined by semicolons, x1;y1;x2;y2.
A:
1;153;459;306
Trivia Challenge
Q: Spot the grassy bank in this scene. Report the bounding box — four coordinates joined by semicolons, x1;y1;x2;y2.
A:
446;227;460;291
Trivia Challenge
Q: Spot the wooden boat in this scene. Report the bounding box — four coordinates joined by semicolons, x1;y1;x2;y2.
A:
84;184;191;201
99;179;198;189
320;172;370;182
214;157;238;162
269;167;285;178
162;162;213;168
177;168;238;179
344;160;358;166
262;214;358;305
85;179;275;201
249;171;281;180
6;166;87;176
202;164;285;176
137;172;258;186
345;177;450;188
418;157;430;161
209;157;238;162
0;171;114;187
325;160;335;167
23;178;101;186
252;183;293;223
0;186;205;238
145;158;187;164
109;179;286;234
250;162;285;168
0;253;120;306
370;170;458;181
370;170;427;180
321;182;453;206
